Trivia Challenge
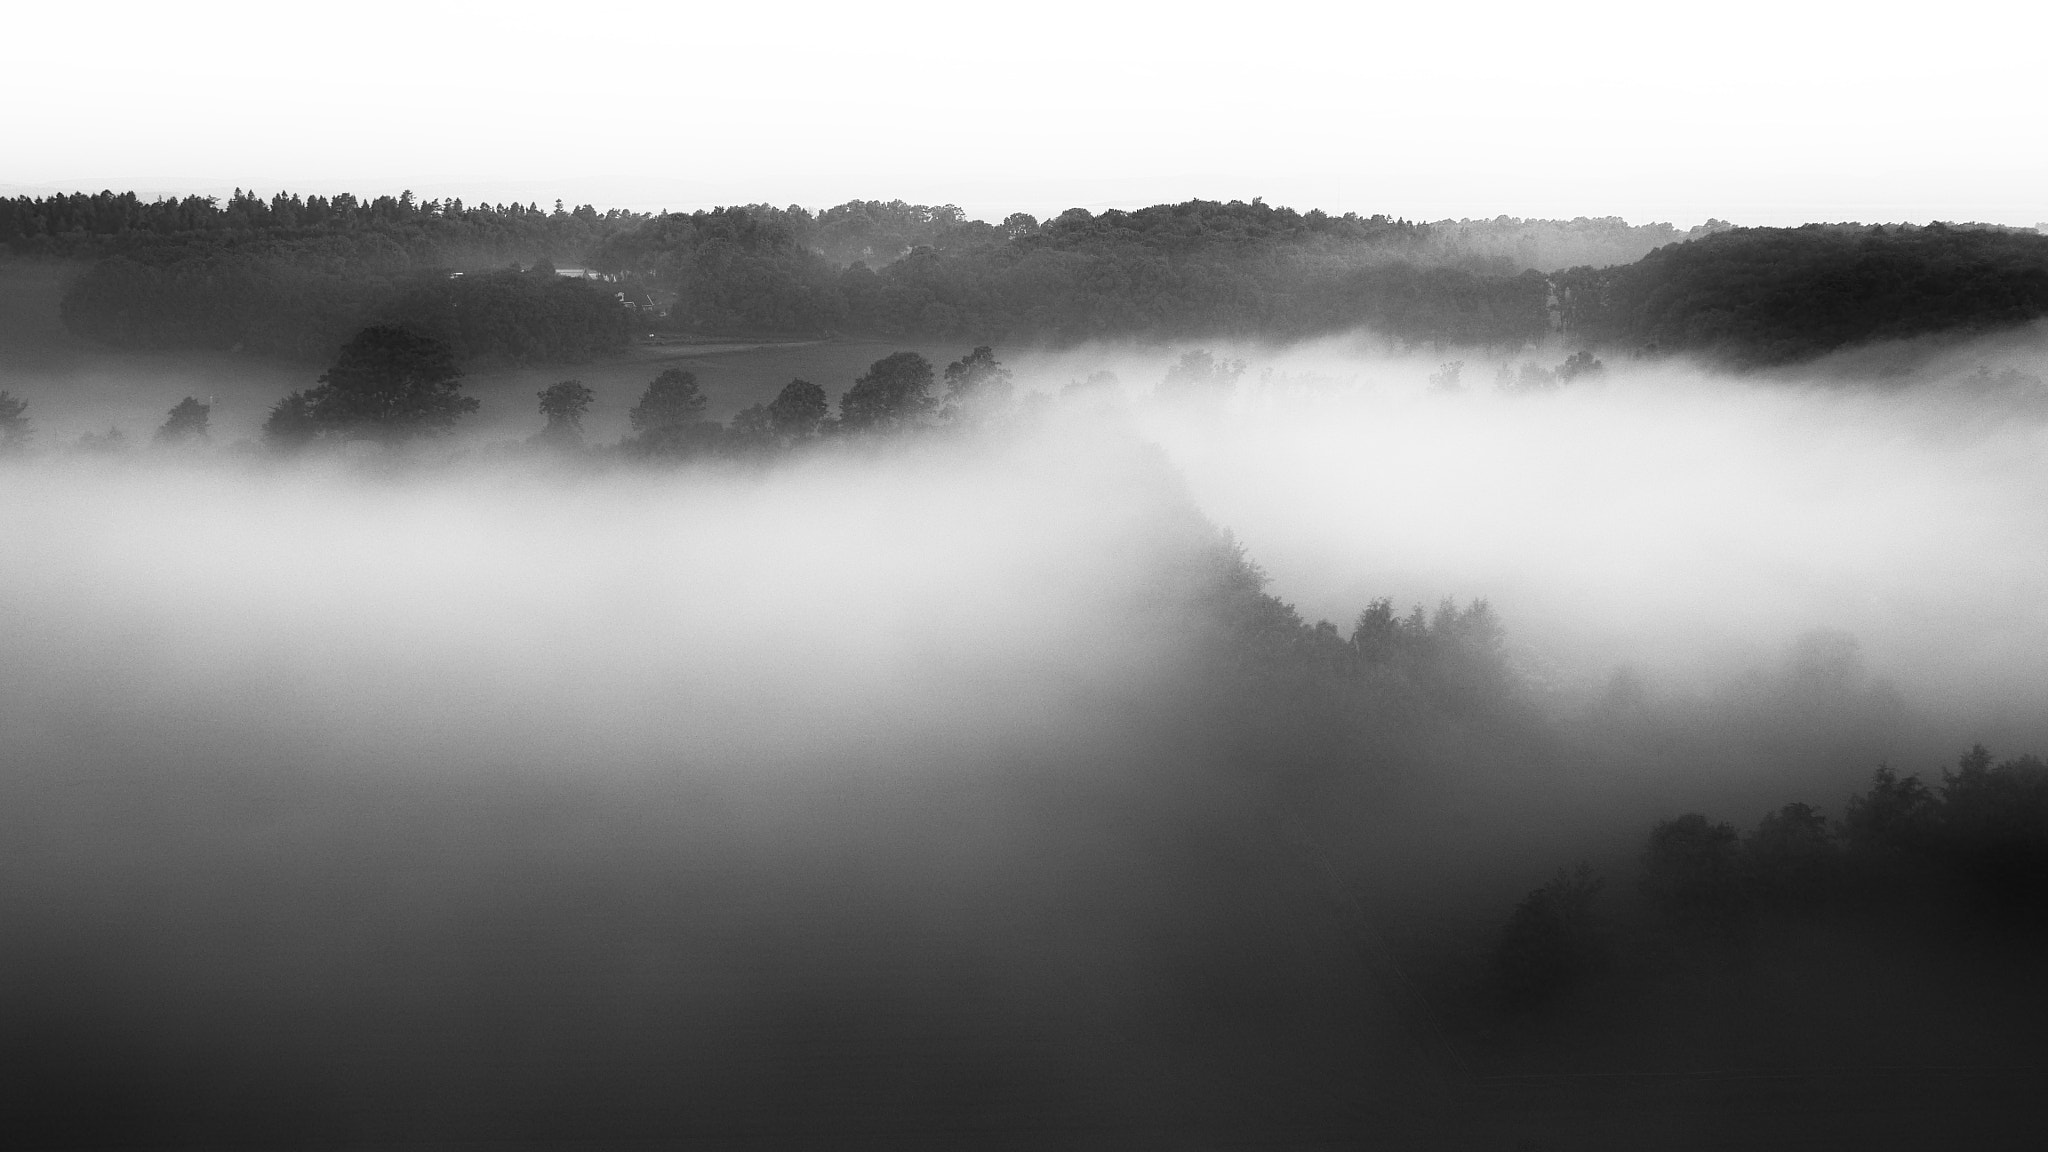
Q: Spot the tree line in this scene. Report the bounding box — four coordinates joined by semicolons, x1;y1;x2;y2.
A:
1493;743;2048;1007
20;188;2048;371
1555;222;2048;367
253;329;1055;455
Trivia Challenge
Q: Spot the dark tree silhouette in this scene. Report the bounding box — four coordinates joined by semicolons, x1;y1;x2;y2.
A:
767;378;828;438
1642;814;1744;925
286;326;478;444
262;391;319;449
534;380;595;446
626;368;719;456
1744;802;1838;906
839;352;934;432
1843;766;1939;859
0;390;30;450
941;346;1014;418
154;396;210;444
728;379;830;454
1493;865;1606;1005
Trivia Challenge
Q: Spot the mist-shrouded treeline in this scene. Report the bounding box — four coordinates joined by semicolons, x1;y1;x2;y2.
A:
1556;222;2048;367
6;332;2048;1145
11;191;1745;365
18;189;2048;380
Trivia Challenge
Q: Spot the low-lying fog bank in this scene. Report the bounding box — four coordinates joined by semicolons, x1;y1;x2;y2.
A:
1049;339;2048;723
5;337;2048;1145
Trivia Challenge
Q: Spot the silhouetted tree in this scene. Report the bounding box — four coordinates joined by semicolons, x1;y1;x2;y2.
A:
1744;802;1838;907
0;390;30;451
765;378;829;440
726;403;774;452
263;391;320;449
1843;766;1939;860
154;396;210;444
839;352;934;433
1937;745;2048;903
1351;598;1400;663
626;367;719;456
534;380;595;447
1642;814;1745;925
941;346;1014;420
294;326;477;443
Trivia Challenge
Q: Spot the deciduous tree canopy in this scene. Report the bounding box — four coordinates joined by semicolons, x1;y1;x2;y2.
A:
263;326;477;446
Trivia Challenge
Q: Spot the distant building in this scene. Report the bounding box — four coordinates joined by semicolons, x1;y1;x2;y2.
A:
554;267;616;282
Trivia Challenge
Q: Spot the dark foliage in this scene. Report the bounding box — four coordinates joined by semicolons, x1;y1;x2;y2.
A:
765;378;829;440
941;346;1014;418
381;270;631;362
0;390;30;450
261;392;320;449
839;352;936;433
35;190;637;364
1937;746;2048;906
1641;814;1745;927
1558;223;2048;366
154;397;210;445
533;381;595;447
37;192;1559;356
624;368;720;457
1743;802;1837;907
1493;865;1607;1005
31;190;2048;365
265;327;477;446
1493;745;2048;1016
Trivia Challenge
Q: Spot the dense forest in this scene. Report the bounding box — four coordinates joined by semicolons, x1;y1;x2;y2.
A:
5;190;1710;362
1556;223;2048;366
9;189;2047;370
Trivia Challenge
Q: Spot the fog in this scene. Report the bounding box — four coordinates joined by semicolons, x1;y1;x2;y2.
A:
1;427;1421;1142
2;439;1196;769
6;339;2048;1143
1030;340;2048;721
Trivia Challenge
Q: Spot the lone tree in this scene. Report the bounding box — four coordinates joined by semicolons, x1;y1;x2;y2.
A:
0;390;31;451
154;397;210;445
626;367;719;456
264;326;476;447
941;346;1014;419
533;380;595;447
839;352;934;433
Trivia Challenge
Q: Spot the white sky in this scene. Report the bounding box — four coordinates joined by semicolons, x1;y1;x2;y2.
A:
5;0;2042;227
